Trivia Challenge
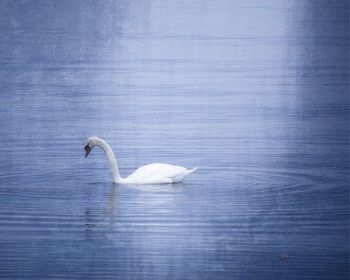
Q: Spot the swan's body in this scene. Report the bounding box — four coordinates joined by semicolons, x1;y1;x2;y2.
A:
84;136;197;184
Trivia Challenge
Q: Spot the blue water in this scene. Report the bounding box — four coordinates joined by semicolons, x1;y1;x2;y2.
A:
0;0;349;279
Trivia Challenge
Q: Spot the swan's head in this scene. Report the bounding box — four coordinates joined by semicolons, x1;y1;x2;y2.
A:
84;136;101;158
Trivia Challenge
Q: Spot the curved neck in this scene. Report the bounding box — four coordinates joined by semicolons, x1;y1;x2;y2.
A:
96;139;121;182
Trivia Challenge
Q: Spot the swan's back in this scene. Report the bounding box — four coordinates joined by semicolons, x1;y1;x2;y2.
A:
125;163;193;184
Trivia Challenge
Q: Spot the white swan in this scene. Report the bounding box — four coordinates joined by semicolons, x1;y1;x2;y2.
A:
84;136;198;184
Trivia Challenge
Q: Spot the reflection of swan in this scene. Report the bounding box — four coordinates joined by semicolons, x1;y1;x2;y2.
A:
84;136;198;184
124;182;187;192
83;183;118;241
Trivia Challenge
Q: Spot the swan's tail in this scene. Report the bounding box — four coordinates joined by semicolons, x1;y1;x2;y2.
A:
172;167;198;183
183;167;198;179
187;167;198;175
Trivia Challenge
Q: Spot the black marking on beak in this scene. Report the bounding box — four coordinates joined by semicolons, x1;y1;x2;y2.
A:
84;144;91;158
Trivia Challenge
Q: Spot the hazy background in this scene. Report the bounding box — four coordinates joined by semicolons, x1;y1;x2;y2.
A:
0;0;348;279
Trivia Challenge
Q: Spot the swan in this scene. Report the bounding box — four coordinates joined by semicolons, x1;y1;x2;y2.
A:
84;136;198;184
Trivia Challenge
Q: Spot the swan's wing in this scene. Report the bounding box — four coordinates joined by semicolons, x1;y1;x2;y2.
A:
126;163;188;183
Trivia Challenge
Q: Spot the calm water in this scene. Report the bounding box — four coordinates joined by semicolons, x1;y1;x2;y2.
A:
0;0;349;279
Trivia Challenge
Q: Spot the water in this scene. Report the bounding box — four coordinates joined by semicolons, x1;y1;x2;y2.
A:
0;0;348;279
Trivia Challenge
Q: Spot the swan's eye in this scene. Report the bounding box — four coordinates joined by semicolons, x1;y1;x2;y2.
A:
84;144;92;157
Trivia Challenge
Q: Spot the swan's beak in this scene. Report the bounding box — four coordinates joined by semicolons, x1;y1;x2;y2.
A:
84;145;91;158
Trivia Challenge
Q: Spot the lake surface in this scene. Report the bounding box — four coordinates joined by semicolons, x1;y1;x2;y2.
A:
0;0;349;279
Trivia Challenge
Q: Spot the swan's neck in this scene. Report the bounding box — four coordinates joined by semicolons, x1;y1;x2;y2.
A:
96;140;122;183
